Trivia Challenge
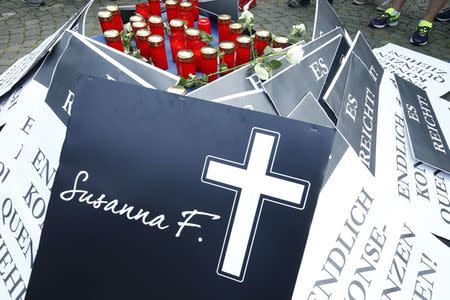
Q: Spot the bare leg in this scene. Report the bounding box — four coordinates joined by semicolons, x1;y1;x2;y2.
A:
423;0;448;21
391;0;407;11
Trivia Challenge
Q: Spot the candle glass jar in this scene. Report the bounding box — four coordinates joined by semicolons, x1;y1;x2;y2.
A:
219;41;236;75
135;3;150;19
169;19;185;61
149;35;168;70
218;14;231;43
149;15;165;36
273;36;289;49
106;5;124;32
198;17;211;34
131;21;147;48
148;0;162;16
165;0;179;23
104;30;124;52
98;11;114;33
229;23;243;44
130;14;145;24
179;2;195;28
177;49;196;78
201;47;218;82
255;30;271;56
190;0;199;21
136;29;151;59
236;34;251;66
185;28;206;72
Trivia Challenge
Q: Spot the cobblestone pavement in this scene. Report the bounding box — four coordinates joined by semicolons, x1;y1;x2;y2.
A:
0;0;449;74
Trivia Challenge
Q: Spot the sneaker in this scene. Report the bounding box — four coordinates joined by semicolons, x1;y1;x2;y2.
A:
22;0;44;6
436;7;450;22
353;0;374;5
376;0;392;12
410;21;432;46
369;9;400;28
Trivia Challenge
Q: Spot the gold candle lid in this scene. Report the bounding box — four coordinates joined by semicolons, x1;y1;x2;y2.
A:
170;18;184;29
132;21;147;31
218;14;231;23
98;11;113;21
201;46;218;59
167;85;187;95
177;49;194;62
149;15;163;25
185;28;200;37
219;41;235;53
106;4;119;12
180;1;192;10
229;23;243;33
148;35;164;47
273;36;289;45
166;0;178;6
130;15;145;23
136;29;151;40
103;29;120;41
236;35;251;47
256;30;271;42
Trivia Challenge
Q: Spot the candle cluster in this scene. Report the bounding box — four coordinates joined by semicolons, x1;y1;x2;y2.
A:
98;1;290;84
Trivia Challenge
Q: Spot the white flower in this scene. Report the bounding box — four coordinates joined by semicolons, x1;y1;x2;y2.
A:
123;22;132;33
241;9;254;23
292;24;306;36
254;63;270;81
286;46;304;65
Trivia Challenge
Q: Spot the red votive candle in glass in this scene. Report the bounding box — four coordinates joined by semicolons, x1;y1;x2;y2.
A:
219;41;236;75
190;0;199;21
179;2;195;28
185;28;206;72
165;0;179;23
218;14;231;43
273;36;289;49
236;34;251;66
130;14;145;24
198;17;211;34
148;0;162;16
104;30;124;52
169;19;185;61
255;30;271;56
228;23;243;44
201;46;218;82
177;49;196;78
149;15;165;36
136;29;151;59
149;35;168;70
106;5;124;32
136;3;150;19
98;11;114;33
132;21;147;48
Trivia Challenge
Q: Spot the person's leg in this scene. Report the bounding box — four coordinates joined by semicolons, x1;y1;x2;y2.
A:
410;0;448;45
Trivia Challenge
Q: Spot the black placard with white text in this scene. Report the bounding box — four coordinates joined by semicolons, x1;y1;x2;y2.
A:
26;77;336;299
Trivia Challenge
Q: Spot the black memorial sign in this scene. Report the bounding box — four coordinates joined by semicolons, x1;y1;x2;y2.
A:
215;90;277;115
262;34;342;116
26;77;336;299
396;75;450;173
313;0;345;40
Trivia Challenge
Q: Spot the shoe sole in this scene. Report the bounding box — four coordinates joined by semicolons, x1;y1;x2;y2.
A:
436;16;450;22
22;0;44;6
353;0;374;5
370;21;398;28
410;38;428;46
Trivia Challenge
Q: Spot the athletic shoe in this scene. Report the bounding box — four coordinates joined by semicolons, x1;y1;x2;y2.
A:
22;0;44;6
353;0;374;5
410;22;432;46
436;8;450;22
369;9;400;28
376;0;392;12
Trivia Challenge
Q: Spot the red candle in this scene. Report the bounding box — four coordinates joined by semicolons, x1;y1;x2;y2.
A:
219;41;236;75
179;2;195;28
149;15;165;36
272;36;289;49
165;0;179;23
201;46;218;82
229;23;243;44
185;28;206;72
177;49;196;78
104;30;124;52
130;15;145;24
217;14;231;43
198;17;211;34
135;3;150;19
149;35;168;70
190;0;199;21
106;5;124;32
148;0;162;16
169;19;185;61
136;29;151;59
131;21;147;48
255;30;271;56
236;34;251;66
98;11;114;33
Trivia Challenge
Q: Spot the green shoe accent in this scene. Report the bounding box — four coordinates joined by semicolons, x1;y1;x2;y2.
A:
384;8;400;23
418;19;433;29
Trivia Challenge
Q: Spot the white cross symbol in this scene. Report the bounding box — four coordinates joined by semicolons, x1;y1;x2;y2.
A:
201;127;310;282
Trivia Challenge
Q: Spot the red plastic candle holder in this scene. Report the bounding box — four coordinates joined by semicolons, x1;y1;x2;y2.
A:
201;46;218;82
98;11;114;33
198;17;211;34
236;34;251;66
149;15;165;36
217;14;231;43
177;49;196;78
148;0;162;16
104;30;124;52
179;2;195;28
165;0;179;22
106;5;124;32
255;30;271;56
149;35;168;70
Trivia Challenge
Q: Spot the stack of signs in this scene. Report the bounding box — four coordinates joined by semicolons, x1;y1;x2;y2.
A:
0;0;449;299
